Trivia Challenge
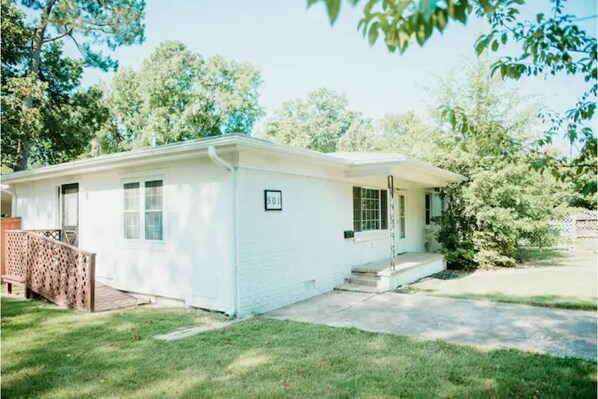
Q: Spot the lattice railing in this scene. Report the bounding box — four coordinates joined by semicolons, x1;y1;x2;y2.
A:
5;231;96;312
29;229;62;242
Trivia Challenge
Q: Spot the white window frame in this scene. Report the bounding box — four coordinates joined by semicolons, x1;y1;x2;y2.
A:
353;186;388;232
121;175;165;245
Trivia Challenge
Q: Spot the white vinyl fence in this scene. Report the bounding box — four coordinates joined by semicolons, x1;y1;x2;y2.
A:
552;211;597;249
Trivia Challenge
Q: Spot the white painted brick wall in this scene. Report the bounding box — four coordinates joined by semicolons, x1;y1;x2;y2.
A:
235;168;391;316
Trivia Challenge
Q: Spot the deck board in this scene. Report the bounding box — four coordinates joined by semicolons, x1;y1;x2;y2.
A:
94;282;143;312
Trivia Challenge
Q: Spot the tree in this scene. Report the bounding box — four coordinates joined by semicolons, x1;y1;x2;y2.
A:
264;88;370;153
381;61;568;268
1;0;145;170
311;0;597;195
93;41;264;153
374;111;445;159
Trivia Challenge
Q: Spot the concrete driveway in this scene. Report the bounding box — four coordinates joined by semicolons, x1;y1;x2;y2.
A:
266;291;597;361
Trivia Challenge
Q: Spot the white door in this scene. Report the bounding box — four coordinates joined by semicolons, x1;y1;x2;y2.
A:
395;190;407;254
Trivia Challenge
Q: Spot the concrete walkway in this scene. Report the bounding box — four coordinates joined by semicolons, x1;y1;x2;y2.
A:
266;291;597;361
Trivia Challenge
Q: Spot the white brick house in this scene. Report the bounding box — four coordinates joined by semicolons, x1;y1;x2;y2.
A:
1;134;463;317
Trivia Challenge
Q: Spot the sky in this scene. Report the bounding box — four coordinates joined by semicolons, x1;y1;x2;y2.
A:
78;0;597;130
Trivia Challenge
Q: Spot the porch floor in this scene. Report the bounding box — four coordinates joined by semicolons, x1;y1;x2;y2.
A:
94;282;146;312
352;252;445;275
338;252;446;293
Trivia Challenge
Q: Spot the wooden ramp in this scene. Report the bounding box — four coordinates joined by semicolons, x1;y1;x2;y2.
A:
94;282;145;312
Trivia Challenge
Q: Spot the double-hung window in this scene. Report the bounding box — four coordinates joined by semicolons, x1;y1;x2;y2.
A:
123;179;163;241
353;187;388;232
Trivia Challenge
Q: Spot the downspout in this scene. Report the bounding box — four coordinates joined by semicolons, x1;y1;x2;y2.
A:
207;146;238;318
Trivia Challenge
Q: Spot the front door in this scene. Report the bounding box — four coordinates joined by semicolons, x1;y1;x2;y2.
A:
394;190;407;254
61;183;79;246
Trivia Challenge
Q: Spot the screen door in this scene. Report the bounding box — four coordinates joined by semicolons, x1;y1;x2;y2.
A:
61;183;79;246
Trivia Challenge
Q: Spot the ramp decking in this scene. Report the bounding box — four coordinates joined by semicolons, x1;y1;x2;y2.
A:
94;282;145;312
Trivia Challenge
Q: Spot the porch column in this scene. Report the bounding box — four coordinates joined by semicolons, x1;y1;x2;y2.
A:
387;175;395;271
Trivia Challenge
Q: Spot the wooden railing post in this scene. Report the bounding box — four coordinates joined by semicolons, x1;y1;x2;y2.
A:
88;254;96;312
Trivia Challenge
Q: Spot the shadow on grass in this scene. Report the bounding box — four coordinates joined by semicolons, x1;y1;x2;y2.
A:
515;247;570;267
401;289;597;311
1;295;597;398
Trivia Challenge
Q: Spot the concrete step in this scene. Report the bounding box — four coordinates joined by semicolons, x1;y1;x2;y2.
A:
347;275;380;287
350;269;381;277
335;283;385;294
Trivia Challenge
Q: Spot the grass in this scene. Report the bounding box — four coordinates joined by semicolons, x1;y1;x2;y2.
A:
399;248;597;311
399;287;598;311
515;247;570;267
1;295;597;398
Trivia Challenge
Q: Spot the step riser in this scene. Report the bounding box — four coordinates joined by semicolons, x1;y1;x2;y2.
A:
350;270;380;277
348;276;380;287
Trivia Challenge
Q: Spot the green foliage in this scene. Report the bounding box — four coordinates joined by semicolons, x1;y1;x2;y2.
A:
94;41;264;153
311;0;597;196
23;0;146;71
380;61;567;269
0;0;31;83
264;88;369;153
1;0;146;170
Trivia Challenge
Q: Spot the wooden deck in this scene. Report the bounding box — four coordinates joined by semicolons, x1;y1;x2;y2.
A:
94;282;146;312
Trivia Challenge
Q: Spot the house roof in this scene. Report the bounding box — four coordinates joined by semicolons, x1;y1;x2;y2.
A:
1;134;464;185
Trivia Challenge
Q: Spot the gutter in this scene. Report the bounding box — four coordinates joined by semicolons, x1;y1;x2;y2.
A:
207;146;238;318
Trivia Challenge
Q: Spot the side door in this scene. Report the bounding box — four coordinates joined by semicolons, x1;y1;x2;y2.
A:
61;183;79;246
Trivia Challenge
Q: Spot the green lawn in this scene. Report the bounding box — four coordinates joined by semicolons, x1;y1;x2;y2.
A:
515;247;570;267
1;296;596;399
399;287;598;311
401;249;597;311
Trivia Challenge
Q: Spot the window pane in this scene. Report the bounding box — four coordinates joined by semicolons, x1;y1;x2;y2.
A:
145;211;163;240
63;188;78;227
124;183;140;211
425;194;431;225
124;212;140;239
361;188;381;231
145;180;163;210
145;180;162;210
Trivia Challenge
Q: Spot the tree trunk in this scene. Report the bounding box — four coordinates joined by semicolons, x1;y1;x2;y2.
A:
15;0;56;171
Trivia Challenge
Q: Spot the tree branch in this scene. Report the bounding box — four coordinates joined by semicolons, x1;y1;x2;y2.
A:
42;26;74;43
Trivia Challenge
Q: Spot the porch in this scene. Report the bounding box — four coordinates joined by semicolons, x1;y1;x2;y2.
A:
337;252;445;293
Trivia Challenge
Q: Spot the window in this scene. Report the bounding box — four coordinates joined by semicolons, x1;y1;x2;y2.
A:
144;180;163;240
425;193;432;226
123;183;140;239
353;187;388;232
123;180;163;241
398;194;406;238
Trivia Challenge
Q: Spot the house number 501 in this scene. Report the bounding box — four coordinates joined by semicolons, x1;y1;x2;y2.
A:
264;190;282;211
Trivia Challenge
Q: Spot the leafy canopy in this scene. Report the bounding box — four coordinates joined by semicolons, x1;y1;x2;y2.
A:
263;88;372;153
378;61;571;268
1;0;145;171
310;0;597;195
93;41;264;153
